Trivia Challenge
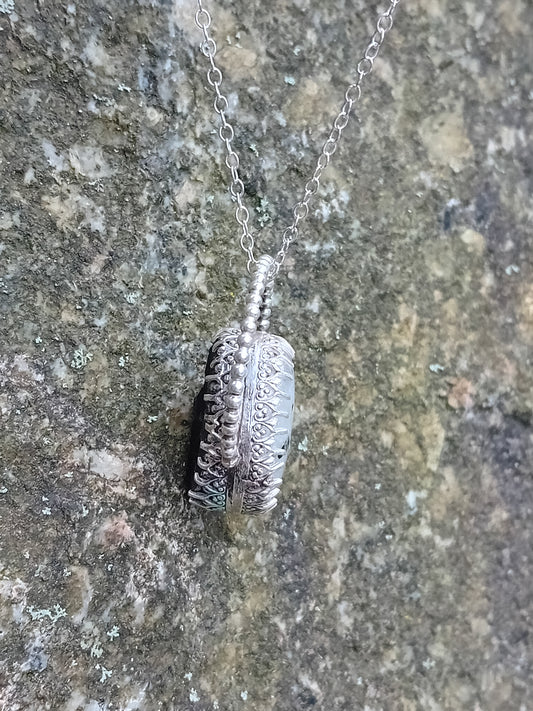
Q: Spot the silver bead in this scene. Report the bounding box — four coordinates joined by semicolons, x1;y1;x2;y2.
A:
260;307;272;319
231;362;247;378
237;332;253;349
246;303;261;319
225;410;240;424
258;319;270;331
247;291;263;307
226;394;241;408
234;346;250;363
229;380;244;395
221;423;237;436
241;316;257;333
221;447;239;469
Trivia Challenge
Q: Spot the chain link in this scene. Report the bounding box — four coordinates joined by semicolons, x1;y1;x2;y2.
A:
195;0;400;278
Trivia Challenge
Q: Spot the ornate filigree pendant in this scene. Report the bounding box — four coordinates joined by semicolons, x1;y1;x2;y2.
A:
189;256;295;514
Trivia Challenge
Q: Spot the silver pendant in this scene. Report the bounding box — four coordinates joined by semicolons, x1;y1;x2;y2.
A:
189;256;295;514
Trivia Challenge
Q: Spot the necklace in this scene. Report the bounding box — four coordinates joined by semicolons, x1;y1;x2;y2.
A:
189;0;401;515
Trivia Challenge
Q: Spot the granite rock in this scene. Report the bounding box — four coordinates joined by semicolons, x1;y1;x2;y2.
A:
1;1;532;709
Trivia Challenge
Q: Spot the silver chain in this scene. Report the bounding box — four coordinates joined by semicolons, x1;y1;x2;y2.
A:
195;0;400;278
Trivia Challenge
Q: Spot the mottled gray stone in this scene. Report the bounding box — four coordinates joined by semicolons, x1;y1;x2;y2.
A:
1;1;532;710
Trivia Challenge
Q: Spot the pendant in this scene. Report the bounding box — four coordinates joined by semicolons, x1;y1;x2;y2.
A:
189;255;295;514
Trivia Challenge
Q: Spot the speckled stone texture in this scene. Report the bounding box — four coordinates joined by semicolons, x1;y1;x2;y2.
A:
1;1;532;709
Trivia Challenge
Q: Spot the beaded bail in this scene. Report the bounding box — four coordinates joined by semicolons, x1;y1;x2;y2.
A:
220;255;274;468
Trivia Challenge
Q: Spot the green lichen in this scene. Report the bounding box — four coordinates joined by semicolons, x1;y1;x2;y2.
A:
0;1;15;15
106;625;120;640
70;347;93;370
26;604;67;623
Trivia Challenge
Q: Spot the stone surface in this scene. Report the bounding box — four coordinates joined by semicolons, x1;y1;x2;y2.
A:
1;1;532;709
